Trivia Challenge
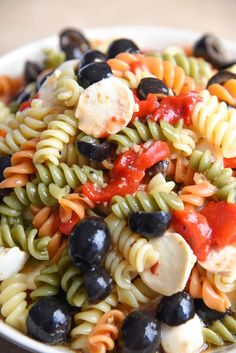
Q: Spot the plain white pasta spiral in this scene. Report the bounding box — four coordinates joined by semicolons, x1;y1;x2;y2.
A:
105;213;159;273
33;110;78;165
0;273;28;333
191;90;236;158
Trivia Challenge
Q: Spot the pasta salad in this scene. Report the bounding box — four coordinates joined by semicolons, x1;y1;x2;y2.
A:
0;28;236;353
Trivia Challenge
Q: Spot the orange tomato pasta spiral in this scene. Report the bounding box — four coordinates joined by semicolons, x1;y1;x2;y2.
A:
0;76;24;101
0;138;38;188
136;54;197;95
88;310;125;353
208;79;236;107
188;265;230;312
59;192;94;223
179;181;216;207
30;205;59;238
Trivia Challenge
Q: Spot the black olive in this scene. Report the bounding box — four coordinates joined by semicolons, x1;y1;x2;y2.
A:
60;28;91;60
207;70;236;87
107;38;140;59
156;291;195;326
137;78;170;100
68;217;111;270
78;62;112;89
194;299;227;325
147;160;169;178
121;310;161;353
16;83;36;106
129;211;171;238
0;156;11;183
80;50;106;68
193;33;228;69
77;140;112;162
26;297;71;344
36;70;53;91
83;267;113;303
24;61;42;84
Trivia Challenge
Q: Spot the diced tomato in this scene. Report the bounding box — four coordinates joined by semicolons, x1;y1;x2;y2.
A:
201;201;236;247
0;130;6;138
224;157;236;169
19;100;31;112
132;92;159;120
172;208;212;261
58;213;80;236
83;141;170;203
152;92;201;125
130;61;143;73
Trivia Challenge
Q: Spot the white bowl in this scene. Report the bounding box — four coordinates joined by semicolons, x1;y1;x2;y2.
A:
1;26;236;353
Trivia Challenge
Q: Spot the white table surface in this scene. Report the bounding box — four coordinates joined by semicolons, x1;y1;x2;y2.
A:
0;0;236;351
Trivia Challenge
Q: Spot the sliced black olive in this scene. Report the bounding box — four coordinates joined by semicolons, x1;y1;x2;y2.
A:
60;28;91;60
77;140;112;162
36;70;53;91
83;267;113;303
16;83;36;106
68;217;111;270
26;297;71;344
193;33;228;69
80;50;106;69
147;160;169;178
121;310;161;353
194;299;227;325
156;291;195;326
0;156;11;183
129;211;171;238
107;38;140;59
78;62;112;89
137;78;170;100
24;61;42;84
207;70;236;87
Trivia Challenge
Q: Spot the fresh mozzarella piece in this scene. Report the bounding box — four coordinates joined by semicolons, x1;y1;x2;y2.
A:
199;244;236;273
0;247;28;281
140;231;196;295
57;59;79;72
75;76;135;137
161;315;204;353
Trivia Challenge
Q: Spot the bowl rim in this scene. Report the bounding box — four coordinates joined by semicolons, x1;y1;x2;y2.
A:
1;25;236;353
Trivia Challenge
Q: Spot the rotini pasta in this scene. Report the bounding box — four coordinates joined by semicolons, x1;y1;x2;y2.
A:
88;309;125;353
203;315;236;346
208;79;236;107
191;90;236;158
30;263;61;299
0;273;28;333
105;213;159;272
0;223;50;260
71;292;118;350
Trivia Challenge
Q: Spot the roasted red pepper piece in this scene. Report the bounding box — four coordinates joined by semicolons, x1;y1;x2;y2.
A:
224;157;236;169
172;208;212;261
83;140;169;203
152;92;200;125
201;201;236;247
58;213;80;236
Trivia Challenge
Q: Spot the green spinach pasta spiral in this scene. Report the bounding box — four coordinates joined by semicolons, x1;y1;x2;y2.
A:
70;291;118;350
35;162;104;189
30;264;61;299
0;273;28;333
43;48;65;70
105;213;159;273
202;315;236;346
0;224;50;260
111;173;184;219
155;52;213;84
58;253;87;307
190;150;236;202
